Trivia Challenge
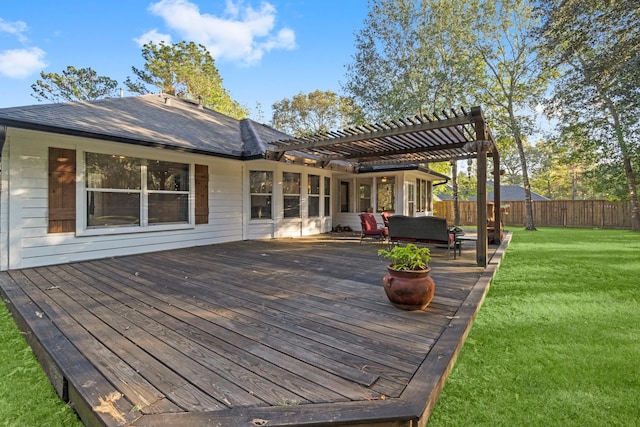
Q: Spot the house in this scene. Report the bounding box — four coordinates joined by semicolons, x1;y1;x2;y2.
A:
0;94;451;270
469;182;549;201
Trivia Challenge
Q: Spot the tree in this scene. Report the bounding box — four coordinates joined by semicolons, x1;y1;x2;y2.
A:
271;90;364;137
31;66;119;102
344;0;484;121
344;0;552;230
538;0;640;230
471;0;556;230
126;41;248;119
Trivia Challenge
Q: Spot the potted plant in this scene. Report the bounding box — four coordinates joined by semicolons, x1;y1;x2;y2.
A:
378;243;435;310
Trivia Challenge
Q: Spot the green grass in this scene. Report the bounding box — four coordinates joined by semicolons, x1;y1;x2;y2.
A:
1;228;639;426
0;301;83;427
429;227;640;426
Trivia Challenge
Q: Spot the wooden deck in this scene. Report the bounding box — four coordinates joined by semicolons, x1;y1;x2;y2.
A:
0;233;510;427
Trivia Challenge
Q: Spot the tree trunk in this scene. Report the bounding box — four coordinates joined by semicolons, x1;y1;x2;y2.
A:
588;62;640;231
509;110;537;230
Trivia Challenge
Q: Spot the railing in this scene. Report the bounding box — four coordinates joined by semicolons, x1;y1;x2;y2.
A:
433;200;632;229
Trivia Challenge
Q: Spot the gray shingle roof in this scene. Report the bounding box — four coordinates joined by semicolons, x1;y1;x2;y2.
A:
0;94;292;159
469;185;549;201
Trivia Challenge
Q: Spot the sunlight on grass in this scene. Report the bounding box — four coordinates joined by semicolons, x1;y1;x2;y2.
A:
428;228;640;426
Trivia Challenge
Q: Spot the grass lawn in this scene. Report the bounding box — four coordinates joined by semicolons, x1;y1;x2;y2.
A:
429;227;640;426
1;227;638;426
0;300;83;426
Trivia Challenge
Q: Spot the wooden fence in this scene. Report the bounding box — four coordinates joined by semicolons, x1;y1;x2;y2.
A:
433;200;632;229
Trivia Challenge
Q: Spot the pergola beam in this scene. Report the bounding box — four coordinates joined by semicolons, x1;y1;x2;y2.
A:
322;141;471;162
269;114;474;153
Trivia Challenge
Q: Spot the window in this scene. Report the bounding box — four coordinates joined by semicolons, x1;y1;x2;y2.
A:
147;160;189;224
377;177;395;213
250;171;273;219
340;181;350;212
86;153;141;227
407;182;415;216
359;183;372;212
85;153;189;228
283;172;301;218
308;174;320;217
324;177;331;216
417;179;427;212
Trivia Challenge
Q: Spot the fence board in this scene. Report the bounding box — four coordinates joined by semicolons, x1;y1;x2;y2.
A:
433;200;631;229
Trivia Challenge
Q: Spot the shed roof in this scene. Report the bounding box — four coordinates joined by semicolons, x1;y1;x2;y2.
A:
470;184;549;202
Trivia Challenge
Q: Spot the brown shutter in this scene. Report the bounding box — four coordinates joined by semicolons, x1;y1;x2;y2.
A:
195;164;209;224
48;147;76;233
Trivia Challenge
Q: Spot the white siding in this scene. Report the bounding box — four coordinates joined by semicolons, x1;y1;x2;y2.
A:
2;129;246;270
1;128;343;270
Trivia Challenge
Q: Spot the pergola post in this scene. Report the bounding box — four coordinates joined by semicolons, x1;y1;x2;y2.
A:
492;150;502;244
472;107;489;267
476;150;488;267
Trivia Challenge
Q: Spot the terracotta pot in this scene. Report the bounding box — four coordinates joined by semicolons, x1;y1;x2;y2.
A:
382;265;435;310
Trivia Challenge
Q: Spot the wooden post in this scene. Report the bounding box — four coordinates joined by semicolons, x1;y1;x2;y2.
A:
472;107;489;267
477;150;488;267
451;159;459;226
492;149;502;244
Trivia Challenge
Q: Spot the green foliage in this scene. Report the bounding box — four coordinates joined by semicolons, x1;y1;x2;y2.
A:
0;301;82;426
271;90;364;137
378;243;431;271
344;0;484;121
126;41;248;119
429;228;640;426
345;0;553;229
31;66;119;102
538;0;640;226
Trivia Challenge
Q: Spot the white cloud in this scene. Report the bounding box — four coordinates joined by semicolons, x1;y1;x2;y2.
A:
0;47;48;78
145;0;296;66
134;29;172;47
0;18;29;43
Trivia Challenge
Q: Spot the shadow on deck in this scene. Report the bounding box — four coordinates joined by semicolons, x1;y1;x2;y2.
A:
0;232;511;427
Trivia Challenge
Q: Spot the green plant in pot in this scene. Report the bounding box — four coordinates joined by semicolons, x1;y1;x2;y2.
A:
378;243;435;310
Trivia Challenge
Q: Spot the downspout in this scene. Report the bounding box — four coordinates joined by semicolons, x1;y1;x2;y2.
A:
432;180;449;187
432;179;448;216
0;126;6;271
0;125;6;153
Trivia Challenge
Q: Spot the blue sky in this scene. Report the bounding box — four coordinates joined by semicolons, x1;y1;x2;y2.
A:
0;0;369;121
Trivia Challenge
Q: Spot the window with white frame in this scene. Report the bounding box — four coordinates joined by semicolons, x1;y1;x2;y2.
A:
417;179;427;212
376;177;395;213
250;171;273;219
406;182;415;216
324;177;331;216
308;174;320;217
85;153;189;228
340;181;350;212
283;172;301;218
359;182;372;212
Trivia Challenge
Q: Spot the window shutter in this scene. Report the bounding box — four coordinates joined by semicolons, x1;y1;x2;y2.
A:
195;164;209;224
48;147;76;233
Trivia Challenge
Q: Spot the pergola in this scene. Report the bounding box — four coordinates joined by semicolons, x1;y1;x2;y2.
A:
266;106;502;267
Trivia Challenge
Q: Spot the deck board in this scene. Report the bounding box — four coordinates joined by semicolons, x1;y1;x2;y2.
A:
0;234;510;426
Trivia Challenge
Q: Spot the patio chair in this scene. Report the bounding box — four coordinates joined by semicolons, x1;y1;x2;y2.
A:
359;212;386;245
381;211;392;231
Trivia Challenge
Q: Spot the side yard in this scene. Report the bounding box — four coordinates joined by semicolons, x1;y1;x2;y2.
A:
429;227;640;426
